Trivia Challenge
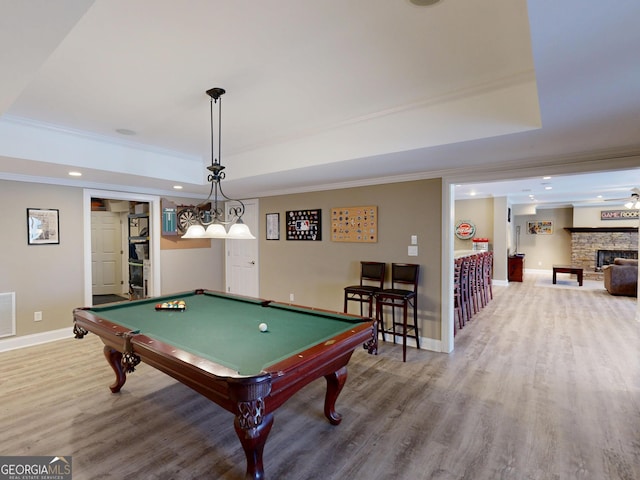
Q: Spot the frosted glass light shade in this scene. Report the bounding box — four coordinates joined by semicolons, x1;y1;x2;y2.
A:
204;223;228;238
227;222;256;239
182;224;206;238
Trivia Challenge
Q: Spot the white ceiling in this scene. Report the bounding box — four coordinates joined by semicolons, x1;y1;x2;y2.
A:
1;0;639;207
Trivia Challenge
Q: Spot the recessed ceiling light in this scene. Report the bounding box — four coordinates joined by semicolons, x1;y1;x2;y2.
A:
597;195;603;198
545;186;552;190
409;0;441;5
68;171;82;177
173;185;183;190
543;176;551;180
469;191;477;196
116;128;136;136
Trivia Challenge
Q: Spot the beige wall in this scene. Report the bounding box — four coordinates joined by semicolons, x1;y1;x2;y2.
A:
514;207;573;269
161;247;224;293
0;180;84;336
454;198;494;251
259;179;443;343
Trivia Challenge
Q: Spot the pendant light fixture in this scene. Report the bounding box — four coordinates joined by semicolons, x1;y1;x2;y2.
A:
182;88;255;239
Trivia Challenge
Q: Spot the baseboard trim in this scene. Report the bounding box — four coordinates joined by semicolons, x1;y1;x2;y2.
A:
526;268;552;274
380;334;442;353
0;328;74;353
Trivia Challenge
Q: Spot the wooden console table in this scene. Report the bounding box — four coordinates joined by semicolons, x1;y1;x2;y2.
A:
508;255;525;282
552;265;584;286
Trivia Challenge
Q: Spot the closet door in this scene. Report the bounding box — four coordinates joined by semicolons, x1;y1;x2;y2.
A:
91;211;123;295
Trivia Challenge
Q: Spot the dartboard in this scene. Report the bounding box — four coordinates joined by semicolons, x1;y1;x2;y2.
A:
177;208;197;234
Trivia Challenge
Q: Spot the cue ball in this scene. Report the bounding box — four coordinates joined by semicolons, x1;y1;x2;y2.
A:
259;323;268;332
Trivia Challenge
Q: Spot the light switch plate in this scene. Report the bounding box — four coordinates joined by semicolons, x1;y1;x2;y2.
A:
408;246;418;256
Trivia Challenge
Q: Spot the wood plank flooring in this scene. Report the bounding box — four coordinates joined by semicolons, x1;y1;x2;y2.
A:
1;274;638;479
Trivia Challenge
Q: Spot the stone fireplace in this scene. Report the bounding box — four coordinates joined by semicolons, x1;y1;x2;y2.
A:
566;227;638;280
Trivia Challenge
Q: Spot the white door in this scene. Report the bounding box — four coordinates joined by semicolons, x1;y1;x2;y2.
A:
91;211;123;295
226;199;259;297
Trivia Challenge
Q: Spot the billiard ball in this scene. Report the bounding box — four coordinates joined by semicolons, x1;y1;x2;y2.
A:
259;322;268;332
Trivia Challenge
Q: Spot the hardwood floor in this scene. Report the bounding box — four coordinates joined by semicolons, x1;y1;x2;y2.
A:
1;273;638;479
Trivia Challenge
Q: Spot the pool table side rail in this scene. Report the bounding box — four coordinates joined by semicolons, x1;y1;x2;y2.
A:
268;301;368;323
89;289;269;314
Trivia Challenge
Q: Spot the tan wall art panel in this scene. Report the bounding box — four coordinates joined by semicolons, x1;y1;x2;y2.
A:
331;206;377;242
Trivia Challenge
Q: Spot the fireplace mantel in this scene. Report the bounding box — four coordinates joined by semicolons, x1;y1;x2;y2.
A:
565;227;638;233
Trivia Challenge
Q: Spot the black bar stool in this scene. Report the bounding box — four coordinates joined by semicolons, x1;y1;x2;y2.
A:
483;251;493;302
375;263;420;362
343;262;386;318
460;255;473;323
454;257;465;333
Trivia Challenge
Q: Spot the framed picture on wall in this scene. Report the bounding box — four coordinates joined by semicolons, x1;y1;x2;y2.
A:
330;205;377;242
266;213;280;240
286;209;321;241
527;221;553;235
27;208;60;245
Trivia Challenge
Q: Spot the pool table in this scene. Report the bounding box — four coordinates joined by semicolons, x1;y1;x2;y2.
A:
73;289;375;480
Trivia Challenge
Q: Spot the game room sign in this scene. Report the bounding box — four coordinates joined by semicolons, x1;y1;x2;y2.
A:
600;209;639;220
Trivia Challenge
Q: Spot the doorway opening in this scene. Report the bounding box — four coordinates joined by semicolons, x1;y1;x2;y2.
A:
83;189;161;307
90;198;152;304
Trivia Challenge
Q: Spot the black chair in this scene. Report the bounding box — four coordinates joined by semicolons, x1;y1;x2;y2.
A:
343;262;386;318
375;263;420;362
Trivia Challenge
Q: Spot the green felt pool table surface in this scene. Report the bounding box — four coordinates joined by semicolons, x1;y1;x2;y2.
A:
84;290;367;375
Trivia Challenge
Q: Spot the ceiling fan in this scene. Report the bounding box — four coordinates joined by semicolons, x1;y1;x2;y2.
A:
604;187;640;208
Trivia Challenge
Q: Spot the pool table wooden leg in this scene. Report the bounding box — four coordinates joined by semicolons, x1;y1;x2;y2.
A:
234;412;274;480
103;346;127;393
324;366;347;425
